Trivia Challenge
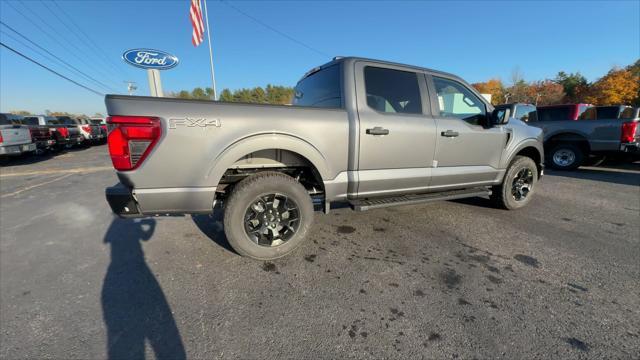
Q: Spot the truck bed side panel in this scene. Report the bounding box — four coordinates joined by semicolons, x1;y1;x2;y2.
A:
105;96;350;193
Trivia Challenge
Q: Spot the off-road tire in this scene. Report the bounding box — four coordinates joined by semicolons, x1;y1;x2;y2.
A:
491;156;538;210
547;143;584;170
223;171;314;260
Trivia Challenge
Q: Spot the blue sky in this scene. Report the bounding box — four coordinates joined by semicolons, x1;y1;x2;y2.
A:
1;0;638;115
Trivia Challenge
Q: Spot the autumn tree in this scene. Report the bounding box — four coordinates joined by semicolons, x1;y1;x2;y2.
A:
627;60;640;106
584;68;639;105
554;71;588;103
527;80;565;106
471;79;505;105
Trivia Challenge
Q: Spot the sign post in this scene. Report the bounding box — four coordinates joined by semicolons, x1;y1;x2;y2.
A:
146;69;163;97
122;49;179;97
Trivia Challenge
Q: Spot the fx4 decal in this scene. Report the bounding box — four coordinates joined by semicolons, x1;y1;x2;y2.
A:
169;117;221;129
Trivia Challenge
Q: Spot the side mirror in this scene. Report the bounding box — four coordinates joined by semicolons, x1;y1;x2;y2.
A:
491;108;511;125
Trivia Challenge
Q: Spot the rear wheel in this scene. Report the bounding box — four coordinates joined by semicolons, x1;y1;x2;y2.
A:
491;156;538;210
223;171;314;260
547;143;584;170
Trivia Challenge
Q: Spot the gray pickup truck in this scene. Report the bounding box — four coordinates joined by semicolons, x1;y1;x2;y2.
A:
105;57;544;259
495;103;640;169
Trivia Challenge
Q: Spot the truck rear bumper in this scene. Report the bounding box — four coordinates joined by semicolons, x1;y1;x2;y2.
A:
620;142;640;153
106;183;216;217
106;183;142;217
0;143;36;155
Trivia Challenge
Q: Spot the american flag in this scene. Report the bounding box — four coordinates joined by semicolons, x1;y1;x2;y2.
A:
190;0;205;47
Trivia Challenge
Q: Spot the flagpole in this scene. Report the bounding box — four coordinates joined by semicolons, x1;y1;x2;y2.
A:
202;0;217;100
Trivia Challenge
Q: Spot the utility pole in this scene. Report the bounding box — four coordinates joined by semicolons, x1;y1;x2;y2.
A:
124;81;137;95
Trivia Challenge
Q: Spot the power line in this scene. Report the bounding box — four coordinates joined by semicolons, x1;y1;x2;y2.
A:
5;1;120;88
220;0;329;58
1;42;104;97
43;0;129;80
0;21;119;93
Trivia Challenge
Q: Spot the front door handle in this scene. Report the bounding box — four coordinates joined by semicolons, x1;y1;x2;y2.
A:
366;127;389;136
441;130;459;137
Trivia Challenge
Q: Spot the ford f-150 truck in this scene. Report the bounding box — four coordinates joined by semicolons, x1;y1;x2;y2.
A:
0;113;36;158
105;57;544;259
495;103;640;169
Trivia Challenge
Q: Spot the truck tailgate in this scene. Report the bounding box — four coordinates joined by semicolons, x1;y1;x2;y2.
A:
0;125;31;146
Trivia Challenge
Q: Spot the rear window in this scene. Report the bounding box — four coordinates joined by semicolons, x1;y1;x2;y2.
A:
292;64;342;108
46;119;60;125
0;114;22;125
90;119;103;125
537;107;572;121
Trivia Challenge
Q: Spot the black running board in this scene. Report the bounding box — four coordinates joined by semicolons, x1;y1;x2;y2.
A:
349;187;491;211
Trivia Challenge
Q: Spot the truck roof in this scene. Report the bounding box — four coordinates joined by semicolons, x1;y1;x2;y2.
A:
300;56;463;83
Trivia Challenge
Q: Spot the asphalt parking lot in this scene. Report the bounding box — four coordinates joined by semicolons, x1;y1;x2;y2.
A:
1;145;639;359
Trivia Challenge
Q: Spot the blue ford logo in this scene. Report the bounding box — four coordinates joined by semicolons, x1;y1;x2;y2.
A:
122;48;179;70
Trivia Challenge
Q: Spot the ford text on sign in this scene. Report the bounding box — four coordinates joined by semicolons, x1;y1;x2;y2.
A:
122;49;179;70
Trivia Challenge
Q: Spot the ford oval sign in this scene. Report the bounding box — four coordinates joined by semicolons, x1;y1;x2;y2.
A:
122;49;179;70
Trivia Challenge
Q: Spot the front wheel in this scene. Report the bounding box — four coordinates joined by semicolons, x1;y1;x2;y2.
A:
491;156;538;210
223;171;314;260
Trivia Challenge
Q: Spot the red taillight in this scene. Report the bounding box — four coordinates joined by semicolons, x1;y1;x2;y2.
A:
0;131;3;144
621;122;638;143
59;127;69;138
106;116;161;171
82;125;92;133
101;125;107;132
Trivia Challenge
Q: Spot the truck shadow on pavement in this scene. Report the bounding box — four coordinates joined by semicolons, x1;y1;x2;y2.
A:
192;212;236;254
546;164;640;186
101;218;186;360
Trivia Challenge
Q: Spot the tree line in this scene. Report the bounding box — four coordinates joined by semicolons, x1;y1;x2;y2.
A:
167;84;294;105
472;59;639;106
7;110;104;118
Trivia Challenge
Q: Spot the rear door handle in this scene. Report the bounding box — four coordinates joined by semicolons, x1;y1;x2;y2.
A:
366;127;389;136
441;130;459;137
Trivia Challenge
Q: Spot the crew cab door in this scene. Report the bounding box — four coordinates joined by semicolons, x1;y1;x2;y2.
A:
354;62;437;197
427;75;507;189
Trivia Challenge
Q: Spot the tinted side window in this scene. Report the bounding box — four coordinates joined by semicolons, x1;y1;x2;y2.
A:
538;107;571;121
292;64;342;108
364;66;422;115
595;106;620;119
433;77;485;123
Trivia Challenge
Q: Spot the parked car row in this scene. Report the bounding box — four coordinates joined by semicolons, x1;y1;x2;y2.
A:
0;113;106;160
494;103;640;169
